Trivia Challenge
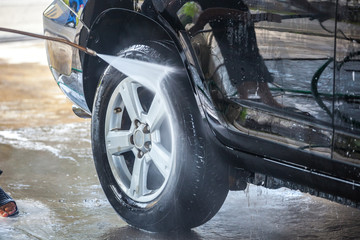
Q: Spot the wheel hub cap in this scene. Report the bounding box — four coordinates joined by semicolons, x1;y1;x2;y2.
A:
134;130;145;148
133;122;151;155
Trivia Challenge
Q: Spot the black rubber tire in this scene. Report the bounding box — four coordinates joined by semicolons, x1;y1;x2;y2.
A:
91;43;229;232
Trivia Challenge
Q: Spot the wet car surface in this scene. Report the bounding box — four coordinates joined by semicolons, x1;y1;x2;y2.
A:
0;41;359;239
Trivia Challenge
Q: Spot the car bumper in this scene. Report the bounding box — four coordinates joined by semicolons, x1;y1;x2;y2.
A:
43;0;90;113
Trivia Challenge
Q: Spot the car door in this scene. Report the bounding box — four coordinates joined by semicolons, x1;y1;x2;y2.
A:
219;0;360;186
213;0;338;166
333;1;360;165
152;0;360;186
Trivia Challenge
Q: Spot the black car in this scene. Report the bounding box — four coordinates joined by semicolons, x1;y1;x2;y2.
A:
43;0;360;232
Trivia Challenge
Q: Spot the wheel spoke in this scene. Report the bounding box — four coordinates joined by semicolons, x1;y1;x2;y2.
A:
129;157;149;197
112;155;132;181
146;94;166;130
148;142;171;178
119;80;143;121
106;130;133;155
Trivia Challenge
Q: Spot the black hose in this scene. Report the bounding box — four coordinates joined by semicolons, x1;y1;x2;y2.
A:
311;52;360;128
311;58;333;117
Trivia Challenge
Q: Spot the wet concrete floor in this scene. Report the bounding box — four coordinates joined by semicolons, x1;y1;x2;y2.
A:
0;41;360;239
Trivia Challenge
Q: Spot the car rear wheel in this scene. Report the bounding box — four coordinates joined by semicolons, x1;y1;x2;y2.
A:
91;43;229;232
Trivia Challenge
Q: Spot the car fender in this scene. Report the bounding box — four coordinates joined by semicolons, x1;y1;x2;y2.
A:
82;8;190;112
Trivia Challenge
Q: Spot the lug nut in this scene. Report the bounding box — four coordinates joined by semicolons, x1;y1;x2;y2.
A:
134;120;141;128
143;125;150;133
114;107;122;113
145;142;152;150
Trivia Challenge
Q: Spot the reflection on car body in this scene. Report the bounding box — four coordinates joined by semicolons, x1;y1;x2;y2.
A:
43;0;360;232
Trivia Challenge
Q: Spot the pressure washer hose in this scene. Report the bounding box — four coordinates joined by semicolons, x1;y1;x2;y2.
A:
0;27;97;56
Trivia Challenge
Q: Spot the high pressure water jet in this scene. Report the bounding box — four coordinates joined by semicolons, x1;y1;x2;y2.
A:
0;27;174;83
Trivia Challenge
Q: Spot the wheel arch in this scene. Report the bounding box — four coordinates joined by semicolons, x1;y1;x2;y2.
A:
82;8;184;112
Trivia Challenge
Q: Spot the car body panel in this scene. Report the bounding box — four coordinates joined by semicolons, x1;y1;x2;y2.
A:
333;2;360;165
43;0;90;112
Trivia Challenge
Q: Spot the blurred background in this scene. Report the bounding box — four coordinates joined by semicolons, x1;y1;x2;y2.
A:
0;0;48;40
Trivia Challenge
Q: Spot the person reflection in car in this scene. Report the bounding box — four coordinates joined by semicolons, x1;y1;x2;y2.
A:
197;1;282;108
143;0;283;108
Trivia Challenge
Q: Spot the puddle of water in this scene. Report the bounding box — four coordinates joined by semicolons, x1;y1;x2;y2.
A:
0;199;60;240
0;123;126;240
0;123;91;163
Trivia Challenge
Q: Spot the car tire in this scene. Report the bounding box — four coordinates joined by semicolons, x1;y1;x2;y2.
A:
91;43;229;232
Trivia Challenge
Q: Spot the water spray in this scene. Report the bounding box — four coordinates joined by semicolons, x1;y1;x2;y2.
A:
0;27;97;56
